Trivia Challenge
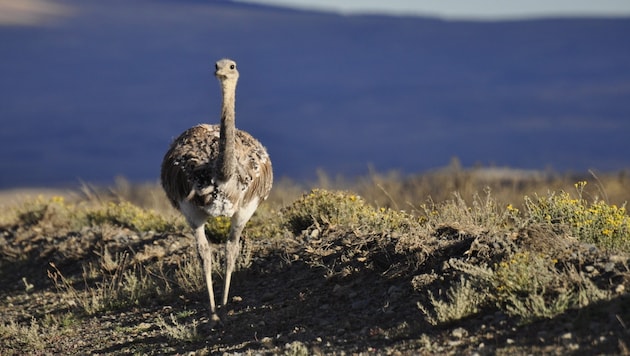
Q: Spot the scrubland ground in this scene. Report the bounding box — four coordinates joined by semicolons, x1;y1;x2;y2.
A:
1;167;630;355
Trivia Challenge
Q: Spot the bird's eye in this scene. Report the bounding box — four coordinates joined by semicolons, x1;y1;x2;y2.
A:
230;64;235;70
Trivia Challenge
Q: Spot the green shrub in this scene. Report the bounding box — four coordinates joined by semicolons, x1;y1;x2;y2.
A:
86;201;181;233
11;195;86;231
283;189;369;233
7;197;184;234
204;216;232;242
418;275;485;325
420;248;613;326
524;181;630;251
418;189;518;236
282;189;418;235
491;252;570;321
0;317;57;351
155;314;201;342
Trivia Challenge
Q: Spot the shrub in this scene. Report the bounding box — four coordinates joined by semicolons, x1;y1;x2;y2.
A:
155;314;201;342
0;317;58;351
86;201;181;233
491;252;571;321
10;195;86;231
6;196;184;234
418;189;517;236
282;189;418;235
524;181;630;251
426;251;613;325
204;216;231;242
418;275;485;325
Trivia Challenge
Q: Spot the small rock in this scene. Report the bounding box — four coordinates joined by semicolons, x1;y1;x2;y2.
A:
451;327;468;339
260;336;274;346
616;284;625;293
560;332;573;345
584;265;595;273
506;338;515;344
604;262;615;272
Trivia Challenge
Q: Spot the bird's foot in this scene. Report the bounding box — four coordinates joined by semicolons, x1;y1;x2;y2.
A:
198;312;222;333
209;312;222;328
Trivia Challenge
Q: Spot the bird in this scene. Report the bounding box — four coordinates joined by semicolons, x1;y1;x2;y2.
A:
161;58;273;323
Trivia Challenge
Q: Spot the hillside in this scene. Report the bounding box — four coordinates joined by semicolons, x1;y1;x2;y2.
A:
1;0;629;187
1;173;629;354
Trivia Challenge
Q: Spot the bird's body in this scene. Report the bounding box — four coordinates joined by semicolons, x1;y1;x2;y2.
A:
162;124;271;217
161;59;272;323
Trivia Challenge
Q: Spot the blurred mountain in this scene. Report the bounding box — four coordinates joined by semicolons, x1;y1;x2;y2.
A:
1;0;629;187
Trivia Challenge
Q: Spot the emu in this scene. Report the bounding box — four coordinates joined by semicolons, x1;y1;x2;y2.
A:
161;58;273;323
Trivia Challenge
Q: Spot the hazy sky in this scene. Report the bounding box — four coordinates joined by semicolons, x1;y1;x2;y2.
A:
237;0;630;19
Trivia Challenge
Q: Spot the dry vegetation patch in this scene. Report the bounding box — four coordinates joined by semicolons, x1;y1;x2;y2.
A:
1;171;629;354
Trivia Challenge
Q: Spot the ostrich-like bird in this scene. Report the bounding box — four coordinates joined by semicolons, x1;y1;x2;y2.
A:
161;58;273;322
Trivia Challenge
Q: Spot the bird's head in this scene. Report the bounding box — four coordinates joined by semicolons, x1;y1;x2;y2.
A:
215;58;239;83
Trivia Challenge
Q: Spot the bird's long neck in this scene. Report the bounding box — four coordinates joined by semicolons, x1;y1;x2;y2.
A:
218;81;237;181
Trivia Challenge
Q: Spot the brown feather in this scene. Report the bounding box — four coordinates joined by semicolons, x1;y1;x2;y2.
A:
161;123;272;216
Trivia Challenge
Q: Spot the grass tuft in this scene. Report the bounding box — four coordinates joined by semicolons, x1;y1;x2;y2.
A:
48;251;165;315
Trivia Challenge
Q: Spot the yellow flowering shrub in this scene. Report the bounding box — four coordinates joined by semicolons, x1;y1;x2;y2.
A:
86;201;180;233
12;195;84;231
204;216;232;242
524;181;630;251
282;189;417;235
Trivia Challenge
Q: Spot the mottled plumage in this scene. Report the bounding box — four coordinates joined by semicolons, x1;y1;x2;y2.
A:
160;59;272;324
161;124;272;216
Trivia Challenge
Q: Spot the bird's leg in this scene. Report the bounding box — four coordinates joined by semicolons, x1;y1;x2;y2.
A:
223;200;259;308
194;225;220;324
222;222;244;306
